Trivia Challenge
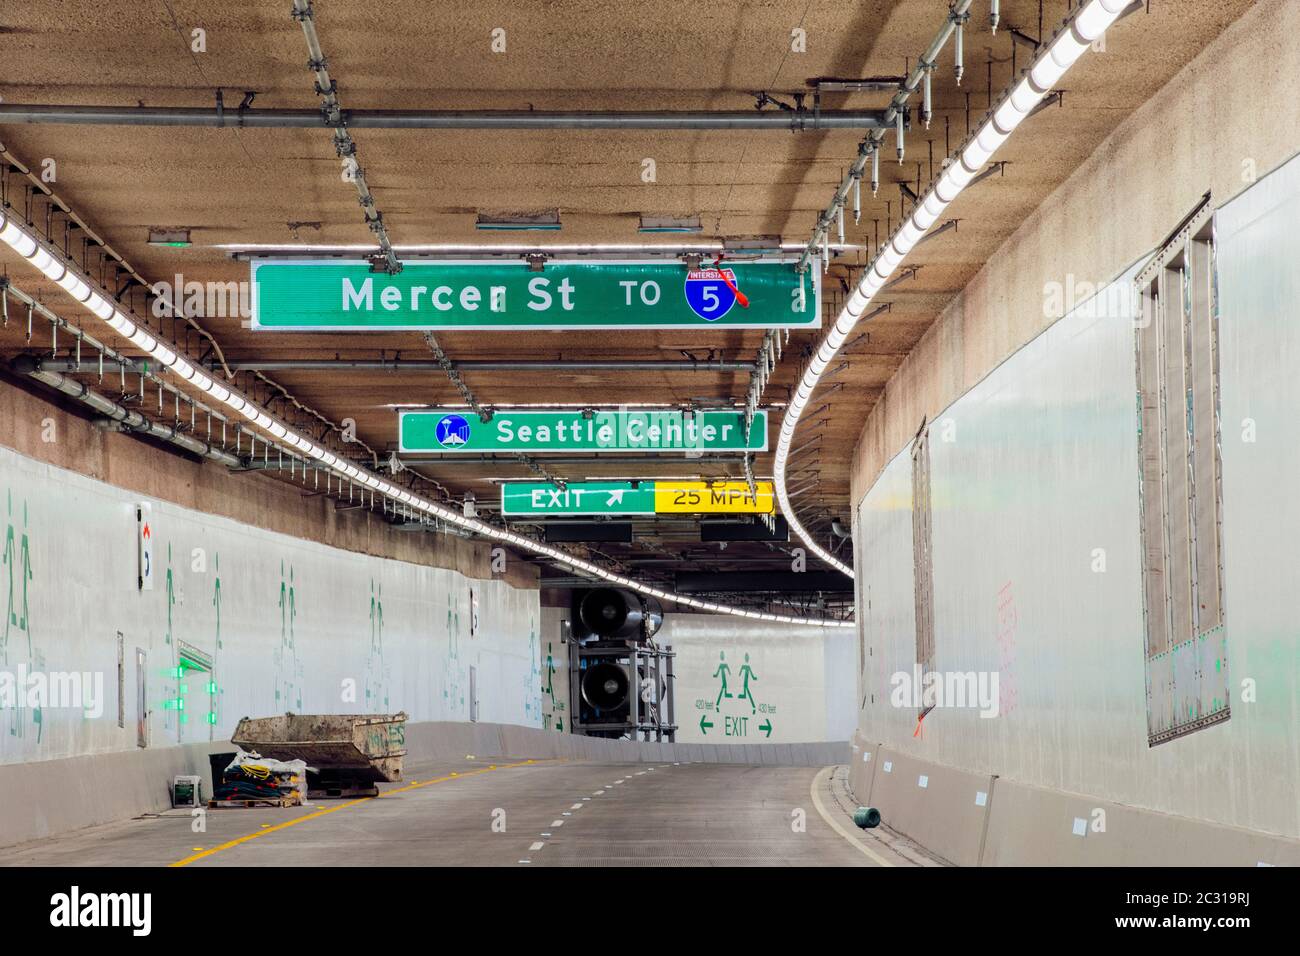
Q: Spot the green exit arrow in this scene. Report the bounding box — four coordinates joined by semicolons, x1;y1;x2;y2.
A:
759;719;772;738
699;714;714;735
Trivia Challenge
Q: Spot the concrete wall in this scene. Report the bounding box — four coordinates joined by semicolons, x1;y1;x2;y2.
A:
0;441;542;766
661;613;854;743
848;0;1300;862
540;605;855;744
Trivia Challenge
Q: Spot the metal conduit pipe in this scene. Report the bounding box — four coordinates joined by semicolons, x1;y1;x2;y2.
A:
0;105;896;131
290;0;400;274
216;359;758;373
10;357;240;466
797;0;975;274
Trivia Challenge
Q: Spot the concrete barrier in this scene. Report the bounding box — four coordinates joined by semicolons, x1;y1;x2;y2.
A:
847;734;882;807
0;740;227;849
981;777;1300;867
844;740;1300;866
862;748;994;867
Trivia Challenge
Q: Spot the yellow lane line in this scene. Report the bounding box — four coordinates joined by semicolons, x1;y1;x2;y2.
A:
170;758;543;867
809;765;894;867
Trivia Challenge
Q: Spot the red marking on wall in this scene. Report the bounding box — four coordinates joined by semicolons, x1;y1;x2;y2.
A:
996;580;1019;715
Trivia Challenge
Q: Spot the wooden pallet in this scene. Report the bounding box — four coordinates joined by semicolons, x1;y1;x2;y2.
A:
208;795;301;809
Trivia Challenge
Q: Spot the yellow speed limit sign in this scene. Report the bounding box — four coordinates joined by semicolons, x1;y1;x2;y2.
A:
653;481;776;514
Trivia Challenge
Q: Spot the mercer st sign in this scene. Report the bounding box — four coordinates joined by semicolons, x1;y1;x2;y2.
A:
398;408;769;454
250;259;820;330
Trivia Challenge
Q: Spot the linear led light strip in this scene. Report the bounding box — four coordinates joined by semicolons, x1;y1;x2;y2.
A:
0;210;849;629
775;0;1132;579
215;242;862;253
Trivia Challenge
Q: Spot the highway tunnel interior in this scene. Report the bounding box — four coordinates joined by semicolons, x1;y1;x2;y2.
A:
0;0;1296;928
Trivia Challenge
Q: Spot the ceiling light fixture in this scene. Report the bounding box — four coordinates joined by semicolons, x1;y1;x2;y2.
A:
773;0;1131;579
639;215;702;233
476;209;562;231
147;227;192;247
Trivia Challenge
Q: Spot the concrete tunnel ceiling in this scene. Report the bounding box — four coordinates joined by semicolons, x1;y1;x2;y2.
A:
0;0;1252;618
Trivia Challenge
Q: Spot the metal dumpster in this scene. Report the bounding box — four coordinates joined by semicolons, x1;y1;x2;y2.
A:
232;713;408;798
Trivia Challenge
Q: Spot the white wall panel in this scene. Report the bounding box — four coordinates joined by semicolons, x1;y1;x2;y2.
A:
1215;152;1300;835
856;447;917;746
0;445;540;765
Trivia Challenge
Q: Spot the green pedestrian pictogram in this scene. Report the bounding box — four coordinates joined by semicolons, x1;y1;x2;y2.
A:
737;653;758;715
713;651;732;708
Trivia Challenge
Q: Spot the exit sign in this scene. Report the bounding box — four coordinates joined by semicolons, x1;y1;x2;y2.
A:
501;480;776;516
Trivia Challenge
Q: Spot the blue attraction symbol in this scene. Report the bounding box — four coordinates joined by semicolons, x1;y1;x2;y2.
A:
684;267;738;321
435;414;472;447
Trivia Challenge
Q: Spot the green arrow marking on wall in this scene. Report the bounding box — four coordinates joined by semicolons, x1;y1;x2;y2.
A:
699;714;714;735
759;719;772;738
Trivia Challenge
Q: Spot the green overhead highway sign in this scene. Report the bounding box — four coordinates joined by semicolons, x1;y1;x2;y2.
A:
501;480;777;516
250;258;820;330
399;408;768;454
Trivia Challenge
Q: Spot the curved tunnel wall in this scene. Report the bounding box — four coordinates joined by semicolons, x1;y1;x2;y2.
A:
0;442;543;767
852;148;1300;842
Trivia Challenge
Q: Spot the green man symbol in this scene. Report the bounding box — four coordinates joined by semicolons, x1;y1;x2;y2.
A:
737;653;758;714
713;651;732;708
